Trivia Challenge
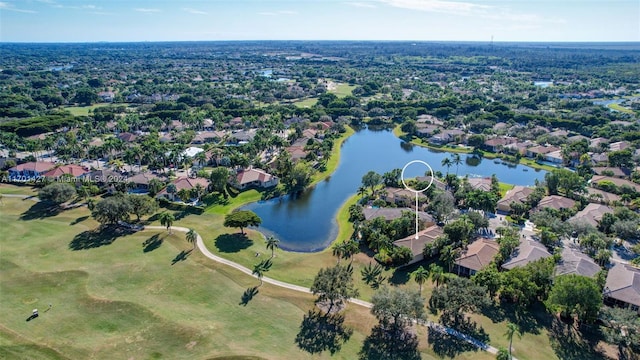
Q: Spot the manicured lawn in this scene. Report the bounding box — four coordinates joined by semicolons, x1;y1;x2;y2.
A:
205;189;262;215
499;182;515;196
293;97;318;108
0;198;374;359
330;83;356;98
608;102;635;114
0;184;38;196
63;103;112;116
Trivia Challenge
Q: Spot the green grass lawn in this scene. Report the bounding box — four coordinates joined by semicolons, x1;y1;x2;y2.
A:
293;97;318;108
63;103;112;116
0;197;500;360
330;83;356;98
498;182;515;196
608;102;635;114
0;184;38;196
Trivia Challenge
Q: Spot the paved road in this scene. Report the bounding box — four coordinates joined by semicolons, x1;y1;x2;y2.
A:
145;225;504;356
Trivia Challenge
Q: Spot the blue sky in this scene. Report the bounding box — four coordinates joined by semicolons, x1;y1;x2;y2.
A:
1;0;638;42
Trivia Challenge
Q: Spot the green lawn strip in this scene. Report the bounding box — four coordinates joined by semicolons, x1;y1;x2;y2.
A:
0;198;382;360
608;102;635;114
63;103;111;116
498;182;515;196
293;97;318;108
205;189;262;215
311;125;355;185
330;83;356;98
0;184;38;196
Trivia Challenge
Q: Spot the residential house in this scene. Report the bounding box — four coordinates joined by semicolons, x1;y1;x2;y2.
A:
592;167;630;178
416;124;439;138
585;187;621;205
286;146;308;162
98;91;115;102
569;203;613;228
534;195;576;213
157;176;209;201
429;129;465;145
504;141;532;156
227;129;257;144
590;153;608;165
467;177;493;192
42;164;88;179
191;131;226;144
392;225;444;265
603;263;640;314
545;150;564;164
549;129;569;138
496;186;534;213
454;238;500;277
81;169;125;187
382;187;428;207
415;175;447;191
182;147;205;159
117;132;137;143
501;239;552;270
128;172;164;192
589;137;609;149
567;135;589;143
609;141;630;152
8;161;56;181
590;175;640;193
526;145;560;159
483;137;516;152
363;207;434;226
555;247;600;278
233;168;278;190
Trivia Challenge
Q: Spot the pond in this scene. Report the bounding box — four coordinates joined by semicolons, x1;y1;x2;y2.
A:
242;128;547;252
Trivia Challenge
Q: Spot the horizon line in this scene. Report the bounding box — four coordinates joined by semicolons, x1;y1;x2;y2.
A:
1;40;639;45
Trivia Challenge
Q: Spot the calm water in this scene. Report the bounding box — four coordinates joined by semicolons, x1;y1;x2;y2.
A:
242;128;547;252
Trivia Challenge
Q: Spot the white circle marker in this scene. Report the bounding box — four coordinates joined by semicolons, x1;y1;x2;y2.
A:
400;160;434;239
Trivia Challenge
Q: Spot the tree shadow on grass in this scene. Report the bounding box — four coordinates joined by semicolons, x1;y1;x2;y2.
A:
359;324;420;360
428;327;478;359
70;215;89;225
388;267;410;285
171;249;192;265
429;313;490;359
69;226;134;250
239;286;259;306
548;317;607;360
482;301;550;336
142;234;163;253
20;202;61;220
295;309;353;356
214;233;253;253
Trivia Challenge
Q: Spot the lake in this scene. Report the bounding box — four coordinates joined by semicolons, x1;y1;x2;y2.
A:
242;128;547;252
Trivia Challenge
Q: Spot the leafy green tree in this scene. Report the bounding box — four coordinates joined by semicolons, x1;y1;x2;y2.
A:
186;228;197;250
472;264;502;298
127;194;158;221
371;286;425;330
600;306;640;357
311;265;359;313
411;266;429;293
428;191;455;223
545;275;602;323
223;210;262;235
159;211;175;234
382;168;402;187
429;276;490;325
92;195;132;226
496;347;510;360
39;183;76;206
73;87;99;106
283;161;315;194
266;236;279;258
209;167;230;197
505;322;522;360
444;217;475;245
361;171;382;195
400;119;417;135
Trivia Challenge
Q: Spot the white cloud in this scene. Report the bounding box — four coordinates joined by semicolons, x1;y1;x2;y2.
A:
346;2;378;8
277;10;297;15
183;7;207;15
135;8;161;13
0;1;37;13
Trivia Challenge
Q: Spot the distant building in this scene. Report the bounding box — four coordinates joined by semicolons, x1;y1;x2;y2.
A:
233;168;278;190
8;161;56;181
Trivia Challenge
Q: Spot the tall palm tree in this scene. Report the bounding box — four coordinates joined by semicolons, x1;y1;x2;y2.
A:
441;157;452;176
412;266;430;293
252;258;273;287
452;153;462;176
266;236;280;258
159;212;175;234
332;241;348;264
429;263;444;288
186;228;197;251
343;239;360;264
505;322;522;360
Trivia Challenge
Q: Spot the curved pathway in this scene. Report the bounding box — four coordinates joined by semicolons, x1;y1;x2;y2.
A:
144;225;503;356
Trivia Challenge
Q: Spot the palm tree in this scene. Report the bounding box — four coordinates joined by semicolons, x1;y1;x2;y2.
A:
343;239;360;264
429;263;444;288
332;241;348;264
159;212;175;234
186;228;197;251
252;258;273;287
451;153;462;176
441;157;452;176
504;322;522;360
412;266;430;293
266;236;280;258
357;186;367;198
